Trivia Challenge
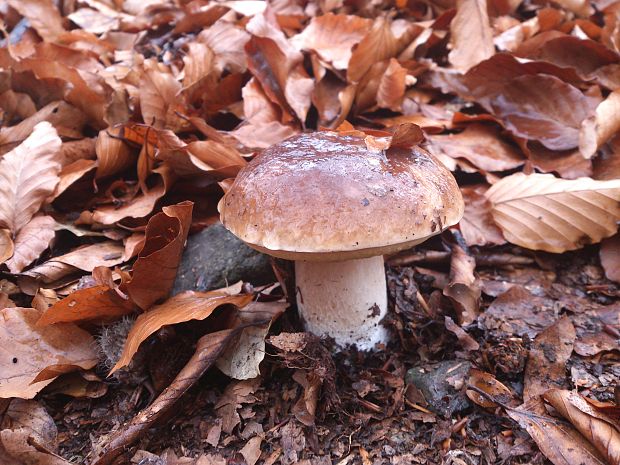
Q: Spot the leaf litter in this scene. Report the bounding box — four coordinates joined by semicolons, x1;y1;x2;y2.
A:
0;0;619;464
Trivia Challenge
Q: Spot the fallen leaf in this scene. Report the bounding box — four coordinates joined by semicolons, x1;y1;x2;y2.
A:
444;316;480;351
443;244;481;325
139;61;187;131
0;122;62;235
449;0;495;72
197;20;250;74
0;307;98;399
216;301;288;380
580;89;620;159
524;316;576;403
95;127;135;179
216;378;261;435
5;215;56;273
291;13;372;70
486;172;620;253
0;399;71;465
466;368;517;408
459;185;506;247
600;234;620;283
6;0;65;42
125;202;193;310
240;436;263;465
574;331;619;356
543;389;620;465
426;124;524;172
111;291;252;373
291;370;321;427
0;230;14;264
507;397;607;465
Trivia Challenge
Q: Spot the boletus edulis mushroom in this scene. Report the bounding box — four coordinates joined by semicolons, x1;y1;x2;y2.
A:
219;130;464;350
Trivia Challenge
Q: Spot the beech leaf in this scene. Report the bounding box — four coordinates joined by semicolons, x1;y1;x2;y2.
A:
448;0;495;72
486;173;620;253
0;122;62;235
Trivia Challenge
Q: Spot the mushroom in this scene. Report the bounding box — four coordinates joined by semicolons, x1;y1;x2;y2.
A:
219;131;464;350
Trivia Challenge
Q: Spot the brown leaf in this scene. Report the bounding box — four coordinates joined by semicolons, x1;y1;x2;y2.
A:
376;58;408;111
111;290;252;373
5;215;56;273
491;75;595;151
459;185;506;247
182;42;216;89
347;18;414;83
466;368;517;408
291;370;320;427
575;331;619;356
139;62;187;131
543;389;620;465
600;234;620;283
524;316;576;403
443;244;481;325
580;89;620;159
0;102;62;149
507;397;607;465
0;399;71;465
125;202;193;310
486;173;620;253
449;0;495;72
216;378;261;435
0;230;14;264
0;307;98;399
95;128;135;179
52;159;98;200
426;124;524;172
291;13;372;70
37;284;135;326
197;20;250;74
6;0;65;42
240;436;263;465
0;122;62;235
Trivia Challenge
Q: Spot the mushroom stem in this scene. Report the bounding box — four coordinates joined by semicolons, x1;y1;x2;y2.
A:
295;256;389;351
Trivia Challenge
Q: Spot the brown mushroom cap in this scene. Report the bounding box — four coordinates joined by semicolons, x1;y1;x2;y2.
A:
219;131;464;261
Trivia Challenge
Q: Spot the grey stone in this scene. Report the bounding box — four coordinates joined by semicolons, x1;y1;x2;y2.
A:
173;223;276;294
405;360;472;417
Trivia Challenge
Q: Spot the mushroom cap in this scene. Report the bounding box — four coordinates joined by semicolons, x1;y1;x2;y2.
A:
219;131;464;261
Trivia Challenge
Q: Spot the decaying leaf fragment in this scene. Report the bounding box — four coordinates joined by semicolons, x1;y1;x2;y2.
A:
443;244;481;325
486;173;620;252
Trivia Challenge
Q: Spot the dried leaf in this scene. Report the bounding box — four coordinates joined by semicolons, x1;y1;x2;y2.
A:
0;307;97;399
95;128;135;179
443;244;481;325
111;291;252;373
507;397;607;465
580;89;620;159
449;0;495;72
524;316;576;403
459;185;506;247
0;230;14;264
426;124;524;172
543;389;620;465
292;13;371;70
240;436;263;465
291;370;320;427
486;173;620;252
466;368;517;408
6;0;65;42
125;202;193;310
0;399;71;465
0;122;62;235
600;234;620;283
198;20;250;74
5;215;56;273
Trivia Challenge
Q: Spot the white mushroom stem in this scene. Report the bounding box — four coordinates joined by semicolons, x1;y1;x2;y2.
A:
295;256;389;351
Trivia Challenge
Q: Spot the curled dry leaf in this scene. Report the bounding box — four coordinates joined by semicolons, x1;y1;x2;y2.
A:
486;173;620;253
0;399;71;465
580;89;620;159
426;124;524;172
600;234;620;283
95;127;135;179
5;215;56;273
139;62;187;131
543;389;620;465
444;316;480;351
507;397;607;465
125;202;193;310
291;370;321;427
111;291;253;373
459;185;506;247
197;20;250;74
0;122;62;235
443;244;481;325
0;307;98;399
448;0;495;72
524;316;576;403
0;229;14;264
